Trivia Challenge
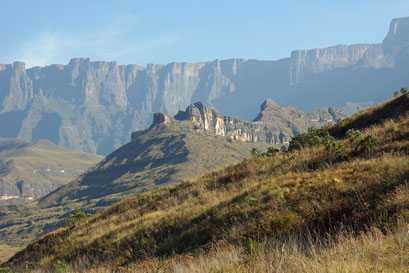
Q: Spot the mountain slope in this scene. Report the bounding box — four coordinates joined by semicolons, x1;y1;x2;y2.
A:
4;93;409;272
0;103;270;262
1;17;408;154
39;100;343;208
0;138;103;201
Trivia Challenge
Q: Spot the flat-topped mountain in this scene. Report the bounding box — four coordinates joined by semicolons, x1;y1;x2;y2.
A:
0;17;408;154
0;138;103;201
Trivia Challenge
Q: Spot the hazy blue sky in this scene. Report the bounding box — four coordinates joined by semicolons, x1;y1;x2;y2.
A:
1;1;408;67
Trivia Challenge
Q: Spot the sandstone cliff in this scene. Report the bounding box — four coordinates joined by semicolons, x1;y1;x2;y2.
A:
133;100;346;146
0;17;408;154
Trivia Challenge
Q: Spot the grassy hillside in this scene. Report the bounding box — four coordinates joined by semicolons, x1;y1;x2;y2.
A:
0;138;104;201
0;122;267;263
0;138;103;262
3;93;409;272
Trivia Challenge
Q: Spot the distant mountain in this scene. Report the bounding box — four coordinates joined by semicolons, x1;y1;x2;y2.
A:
0;17;408;155
0;138;103;201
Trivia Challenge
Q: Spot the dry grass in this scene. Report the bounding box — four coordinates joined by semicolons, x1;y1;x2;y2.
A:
2;94;409;272
17;223;409;272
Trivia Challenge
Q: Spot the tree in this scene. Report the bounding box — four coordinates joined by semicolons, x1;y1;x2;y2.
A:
267;147;279;156
251;147;261;157
394;90;400;97
400;87;408;95
65;209;92;228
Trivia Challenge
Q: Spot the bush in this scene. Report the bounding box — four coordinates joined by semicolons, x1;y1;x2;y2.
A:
243;238;266;255
267;147;279;156
400;87;408;95
289;127;336;151
0;268;13;273
52;261;69;273
346;128;363;143
251;147;262;157
394;90;400;97
358;133;379;153
65;209;92;228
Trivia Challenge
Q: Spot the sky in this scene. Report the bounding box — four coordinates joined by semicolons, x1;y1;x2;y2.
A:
1;1;408;68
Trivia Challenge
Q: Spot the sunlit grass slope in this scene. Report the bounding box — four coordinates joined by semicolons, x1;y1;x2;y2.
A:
3;94;409;272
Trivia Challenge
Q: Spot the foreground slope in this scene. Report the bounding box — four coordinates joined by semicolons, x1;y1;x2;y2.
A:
5;93;409;272
0;138;103;202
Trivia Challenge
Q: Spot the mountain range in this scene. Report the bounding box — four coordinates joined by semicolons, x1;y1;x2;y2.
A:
1;17;408;154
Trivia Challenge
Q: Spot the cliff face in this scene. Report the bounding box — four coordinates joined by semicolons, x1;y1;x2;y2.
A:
135;100;346;146
383;17;409;53
0;17;408;154
290;44;376;84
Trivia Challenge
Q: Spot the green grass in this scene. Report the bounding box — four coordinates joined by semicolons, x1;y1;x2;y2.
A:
3;93;409;272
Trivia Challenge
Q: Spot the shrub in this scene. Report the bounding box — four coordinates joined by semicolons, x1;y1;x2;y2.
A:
289;127;336;151
251;147;262;157
65;209;92;228
346;128;363;143
267;147;279;156
400;87;408;95
243;238;267;255
0;268;13;273
394;90;400;97
358;133;379;153
52;261;69;273
138;195;153;206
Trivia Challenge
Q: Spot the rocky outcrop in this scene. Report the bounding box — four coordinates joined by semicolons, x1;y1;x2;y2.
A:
1;17;408;154
134;100;346;145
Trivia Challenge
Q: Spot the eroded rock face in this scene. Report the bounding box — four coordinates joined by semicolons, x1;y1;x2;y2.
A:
134;100;346;146
383;17;409;58
290;44;376;85
1;17;408;154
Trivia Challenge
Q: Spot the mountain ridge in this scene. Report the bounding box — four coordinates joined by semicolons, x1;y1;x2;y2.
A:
1;17;409;154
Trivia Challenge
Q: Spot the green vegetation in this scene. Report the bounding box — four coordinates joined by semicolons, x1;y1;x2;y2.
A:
65;210;92;228
251;146;279;157
52;261;69;273
2;93;409;272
